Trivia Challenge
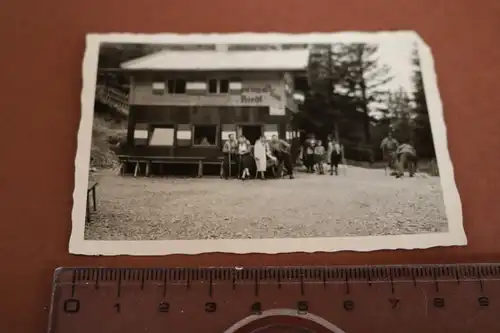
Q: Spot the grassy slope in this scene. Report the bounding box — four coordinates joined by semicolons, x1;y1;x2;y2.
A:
90;113;127;169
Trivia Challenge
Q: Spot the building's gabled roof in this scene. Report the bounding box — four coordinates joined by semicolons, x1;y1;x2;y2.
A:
120;49;310;71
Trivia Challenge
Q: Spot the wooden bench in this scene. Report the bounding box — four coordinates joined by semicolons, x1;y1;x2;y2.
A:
217;156;238;179
86;181;98;222
117;156;228;178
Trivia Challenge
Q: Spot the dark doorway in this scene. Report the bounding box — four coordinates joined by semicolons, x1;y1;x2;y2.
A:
240;125;262;144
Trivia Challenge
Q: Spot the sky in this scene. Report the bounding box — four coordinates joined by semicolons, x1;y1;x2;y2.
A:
374;35;417;95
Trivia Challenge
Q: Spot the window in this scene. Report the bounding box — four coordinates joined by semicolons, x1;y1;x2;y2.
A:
167;79;186;94
269;106;286;116
193;125;217;146
207;79;230;94
133;123;149;146
208;79;218;94
149;125;175;146
176;124;192;146
285;124;294;141
263;124;279;141
219;79;229;93
221;124;237;146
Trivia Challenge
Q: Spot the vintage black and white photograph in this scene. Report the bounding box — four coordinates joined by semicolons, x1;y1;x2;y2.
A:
70;32;465;255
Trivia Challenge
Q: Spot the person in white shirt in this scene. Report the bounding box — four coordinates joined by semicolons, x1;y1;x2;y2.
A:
253;135;269;180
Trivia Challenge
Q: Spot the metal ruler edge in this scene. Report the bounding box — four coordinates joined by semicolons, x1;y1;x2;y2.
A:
49;263;500;291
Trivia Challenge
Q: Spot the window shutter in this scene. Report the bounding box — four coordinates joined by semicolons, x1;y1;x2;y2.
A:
133;123;149;146
176;124;192;146
186;82;207;95
149;126;175;147
152;82;165;95
229;81;242;94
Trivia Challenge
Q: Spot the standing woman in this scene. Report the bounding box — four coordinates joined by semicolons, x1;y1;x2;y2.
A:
328;135;342;176
253;135;268;180
237;136;252;180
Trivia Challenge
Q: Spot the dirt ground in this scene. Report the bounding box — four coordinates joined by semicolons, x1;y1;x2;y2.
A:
84;167;448;240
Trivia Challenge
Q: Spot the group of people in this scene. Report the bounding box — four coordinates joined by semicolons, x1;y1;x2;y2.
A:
221;130;418;180
300;134;343;176
222;134;295;180
380;132;418;178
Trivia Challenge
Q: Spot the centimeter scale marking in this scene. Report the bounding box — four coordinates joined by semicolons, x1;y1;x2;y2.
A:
49;264;500;333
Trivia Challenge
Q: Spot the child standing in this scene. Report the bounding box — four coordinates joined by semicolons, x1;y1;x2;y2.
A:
327;136;342;176
314;140;326;174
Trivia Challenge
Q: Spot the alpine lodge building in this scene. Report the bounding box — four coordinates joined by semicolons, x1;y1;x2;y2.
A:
115;44;310;176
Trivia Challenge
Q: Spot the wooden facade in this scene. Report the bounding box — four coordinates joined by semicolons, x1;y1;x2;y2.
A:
124;105;293;158
115;50;308;175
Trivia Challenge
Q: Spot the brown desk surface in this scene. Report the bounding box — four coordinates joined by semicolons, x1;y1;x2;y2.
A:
1;0;499;332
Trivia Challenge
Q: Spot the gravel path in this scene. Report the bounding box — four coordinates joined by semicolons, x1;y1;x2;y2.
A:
84;167;448;240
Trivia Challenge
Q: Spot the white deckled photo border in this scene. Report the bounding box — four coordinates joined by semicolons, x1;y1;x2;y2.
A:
70;31;466;255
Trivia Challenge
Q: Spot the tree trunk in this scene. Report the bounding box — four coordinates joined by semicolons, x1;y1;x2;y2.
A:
327;45;340;141
359;82;371;143
356;45;371;143
334;122;340;142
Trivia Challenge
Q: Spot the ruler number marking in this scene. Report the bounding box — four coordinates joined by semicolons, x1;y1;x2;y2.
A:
297;301;308;315
389;298;400;309
251;302;262;315
63;299;80;313
433;297;445;308
478;296;490;307
343;300;355;312
158;301;170;313
205;302;217;313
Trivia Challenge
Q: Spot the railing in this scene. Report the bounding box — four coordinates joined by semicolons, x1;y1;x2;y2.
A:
95;85;129;116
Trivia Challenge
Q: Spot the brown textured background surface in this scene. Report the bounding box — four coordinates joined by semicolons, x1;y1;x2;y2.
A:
1;0;499;331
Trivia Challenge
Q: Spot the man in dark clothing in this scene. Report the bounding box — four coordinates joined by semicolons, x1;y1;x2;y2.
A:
395;142;418;178
380;132;399;174
222;134;237;179
302;133;316;173
270;135;294;179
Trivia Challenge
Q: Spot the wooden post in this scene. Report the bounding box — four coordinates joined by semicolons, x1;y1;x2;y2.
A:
134;161;139;177
117;163;123;176
145;161;150;177
86;191;91;222
197;160;203;178
92;186;97;212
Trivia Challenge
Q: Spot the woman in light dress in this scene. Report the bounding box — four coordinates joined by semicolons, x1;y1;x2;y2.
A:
254;135;273;180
